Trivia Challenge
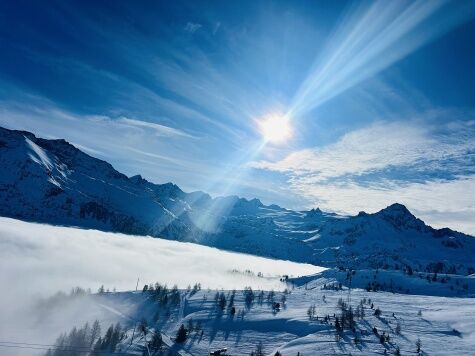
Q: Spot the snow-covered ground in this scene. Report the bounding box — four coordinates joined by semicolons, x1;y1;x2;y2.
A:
0;217;322;355
13;277;475;356
1;217;474;355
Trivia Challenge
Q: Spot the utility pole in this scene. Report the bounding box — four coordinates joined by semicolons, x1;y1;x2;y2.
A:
136;277;140;292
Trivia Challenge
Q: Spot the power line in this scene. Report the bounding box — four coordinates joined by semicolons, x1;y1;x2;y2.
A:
0;342;131;354
0;340;91;349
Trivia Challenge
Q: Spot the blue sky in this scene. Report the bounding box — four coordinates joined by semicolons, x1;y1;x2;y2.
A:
0;0;474;233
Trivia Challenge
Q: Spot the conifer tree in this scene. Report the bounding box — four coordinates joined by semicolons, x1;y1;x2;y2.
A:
175;324;187;343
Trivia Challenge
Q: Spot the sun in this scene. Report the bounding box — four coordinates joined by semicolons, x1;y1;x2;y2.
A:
258;114;292;143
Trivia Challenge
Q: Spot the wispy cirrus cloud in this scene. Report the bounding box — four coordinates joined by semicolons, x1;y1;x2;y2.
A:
251;117;475;234
0;0;474;235
252;119;475;181
0;102;215;188
184;22;202;33
116;117;195;138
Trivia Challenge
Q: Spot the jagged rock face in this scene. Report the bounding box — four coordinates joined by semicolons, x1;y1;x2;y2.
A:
1;126;474;274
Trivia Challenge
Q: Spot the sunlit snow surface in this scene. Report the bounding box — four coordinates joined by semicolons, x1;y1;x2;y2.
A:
1;218;475;355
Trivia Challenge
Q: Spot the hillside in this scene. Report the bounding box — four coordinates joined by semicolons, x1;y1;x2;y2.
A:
13;276;475;356
1;218;474;356
0;126;474;274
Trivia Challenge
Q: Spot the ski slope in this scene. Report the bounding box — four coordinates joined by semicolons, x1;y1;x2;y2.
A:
0;218;474;355
15;278;475;356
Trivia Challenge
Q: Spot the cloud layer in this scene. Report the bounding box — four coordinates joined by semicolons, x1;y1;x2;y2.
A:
252;119;475;234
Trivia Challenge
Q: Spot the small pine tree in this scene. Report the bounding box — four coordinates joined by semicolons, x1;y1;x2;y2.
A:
335;317;342;332
255;341;264;356
90;320;101;347
149;332;163;352
416;338;422;354
175;324;187;343
374;307;382;317
219;293;227;311
307;304;316;320
395;322;401;335
92;336;102;356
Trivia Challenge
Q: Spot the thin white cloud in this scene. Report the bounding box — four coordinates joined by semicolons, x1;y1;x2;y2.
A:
0;103;214;190
252;119;475;234
213;21;221;35
184;22;202;33
116;117;195;138
251;120;475;180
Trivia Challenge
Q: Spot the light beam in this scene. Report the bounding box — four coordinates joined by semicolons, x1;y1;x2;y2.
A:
287;0;475;119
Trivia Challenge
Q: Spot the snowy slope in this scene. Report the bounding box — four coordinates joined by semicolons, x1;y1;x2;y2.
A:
301;204;475;274
0;126;474;274
0;218;474;355
19;278;475;356
0;217;323;356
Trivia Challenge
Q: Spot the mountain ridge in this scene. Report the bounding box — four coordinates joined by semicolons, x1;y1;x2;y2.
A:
0;126;473;274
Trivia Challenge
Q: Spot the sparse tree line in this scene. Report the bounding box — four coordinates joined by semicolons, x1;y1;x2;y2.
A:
355;265;472;294
97;285;118;294
302;295;425;355
37;287;92;311
321;282;343;291
336;260;475;276
44;319;171;356
42;282;428;356
208;287;287;321
186;282;202;296
44;320;125;356
230;269;265;278
173;317;205;345
142;282;182;307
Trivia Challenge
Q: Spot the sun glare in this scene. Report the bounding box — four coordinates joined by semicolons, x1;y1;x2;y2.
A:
258;114;292;143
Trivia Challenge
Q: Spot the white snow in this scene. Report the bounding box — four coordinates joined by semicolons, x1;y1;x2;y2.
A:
25;136;54;171
0;217;324;355
303;233;320;242
1;217;475;355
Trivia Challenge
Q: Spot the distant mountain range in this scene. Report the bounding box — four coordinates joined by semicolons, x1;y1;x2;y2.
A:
1;126;474;274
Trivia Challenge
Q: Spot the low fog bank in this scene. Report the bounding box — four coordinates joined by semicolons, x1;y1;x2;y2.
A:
0;217;323;354
0;217;323;295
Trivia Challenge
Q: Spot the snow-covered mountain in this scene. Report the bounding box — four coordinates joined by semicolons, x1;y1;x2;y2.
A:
0;126;474;274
